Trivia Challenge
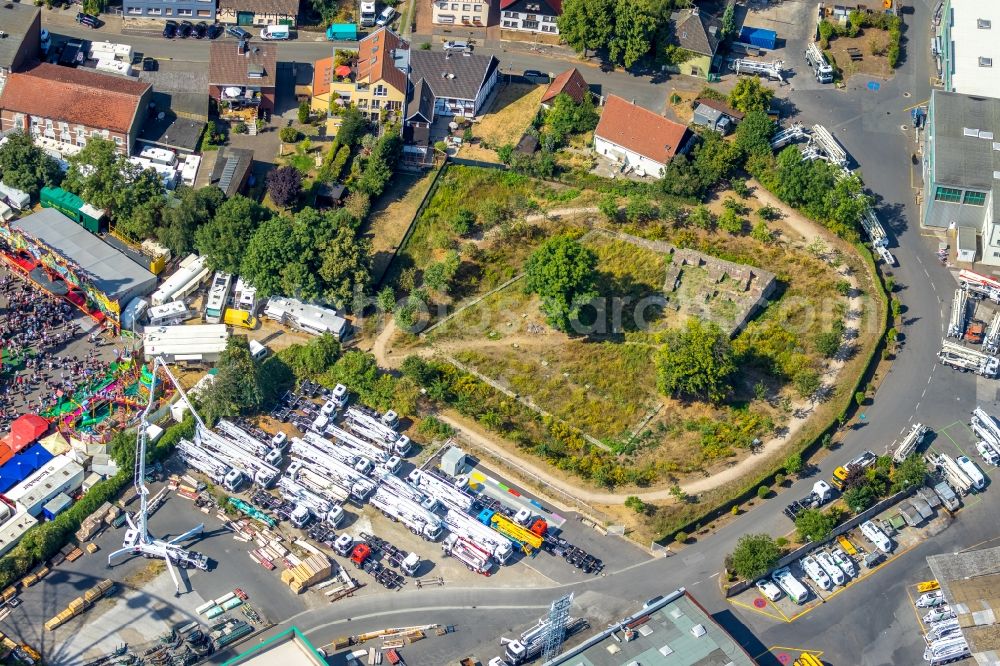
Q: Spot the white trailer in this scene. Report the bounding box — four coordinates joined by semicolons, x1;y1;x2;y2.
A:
151;255;210;306
302;431;361;466
811;124;848;167
204;272;233;324
892;423;928;464
408;468;475;512
442;533;493;575
959;269;1000;303
287;460;350;507
289;437;376;501
502;614;577;665
344;408;411;454
326;424;391;463
368;488;444;541
443;508;513;564
938;339;999;377
378;471;432;507
216;419;277;460
948;288;969;338
730;58;784;81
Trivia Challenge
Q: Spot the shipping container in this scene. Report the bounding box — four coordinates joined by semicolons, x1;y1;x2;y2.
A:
326;23;358;40
739;26;778;50
42;492;73;521
39;187;106;233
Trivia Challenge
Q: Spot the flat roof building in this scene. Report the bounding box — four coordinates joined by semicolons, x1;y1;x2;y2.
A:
921;90;1000;265
222;627;326;666
143;324;230;364
0;208;157;328
927;545;1000;665
938;0;1000;98
545;589;756;666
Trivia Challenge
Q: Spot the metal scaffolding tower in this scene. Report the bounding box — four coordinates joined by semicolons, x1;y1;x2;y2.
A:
542;593;574;662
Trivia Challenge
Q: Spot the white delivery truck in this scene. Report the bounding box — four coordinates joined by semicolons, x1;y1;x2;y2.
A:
260;25;290;40
772;567;809;604
955;455;985;490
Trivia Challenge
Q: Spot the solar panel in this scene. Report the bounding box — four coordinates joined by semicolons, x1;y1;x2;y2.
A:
218;157;238;194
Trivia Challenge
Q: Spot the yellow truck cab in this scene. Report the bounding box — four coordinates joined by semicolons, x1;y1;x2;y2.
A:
224;308;258;330
793;654;822;666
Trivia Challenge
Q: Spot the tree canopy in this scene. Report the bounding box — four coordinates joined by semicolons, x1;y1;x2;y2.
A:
728;76;775;114
266;166;303;208
524;235;598;333
558;0;615;56
729;533;781;580
195;195;273;274
794;508;837;542
0;131;62;196
608;0;658;69
157;186;226;255
655;318;736;403
199;336;264;424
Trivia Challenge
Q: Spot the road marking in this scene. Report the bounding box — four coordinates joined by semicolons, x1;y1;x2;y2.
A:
922;388;927;398
915;402;920;411
710;572;720;578
916;255;923;264
924;267;930;278
928;375;933;384
298;603;552;635
931;281;937;291
729;596;788;622
904;99;929;112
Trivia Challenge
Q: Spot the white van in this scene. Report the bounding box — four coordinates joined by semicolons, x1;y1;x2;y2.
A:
248;339;268;361
772;567;809;604
260;25;290;40
956;455;986;490
860;520;893;553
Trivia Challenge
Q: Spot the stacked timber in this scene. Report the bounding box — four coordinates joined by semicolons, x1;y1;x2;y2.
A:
280;553;331;594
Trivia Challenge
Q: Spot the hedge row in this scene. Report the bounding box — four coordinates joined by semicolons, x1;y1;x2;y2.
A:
0;416;195;590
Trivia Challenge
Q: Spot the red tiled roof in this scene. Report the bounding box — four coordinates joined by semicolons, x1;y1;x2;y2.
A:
541;68;588;105
594;95;690;166
312;56;334;97
356;28;408;95
0;62;150;134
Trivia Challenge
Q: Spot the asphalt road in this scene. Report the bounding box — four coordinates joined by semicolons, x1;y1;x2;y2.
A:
36;0;994;663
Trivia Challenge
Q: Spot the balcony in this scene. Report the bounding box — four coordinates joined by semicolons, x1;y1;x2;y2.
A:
219;86;263;108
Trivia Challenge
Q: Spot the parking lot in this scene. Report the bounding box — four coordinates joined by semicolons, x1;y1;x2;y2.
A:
731;0;823;92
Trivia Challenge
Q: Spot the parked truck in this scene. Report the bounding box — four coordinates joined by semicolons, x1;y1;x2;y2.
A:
892;423;928;464
831;450;877;491
805;42;833;83
326;23;358;40
368;488;444;541
933;481;961;511
928;454;976;495
442;533;493;575
360;1;376;27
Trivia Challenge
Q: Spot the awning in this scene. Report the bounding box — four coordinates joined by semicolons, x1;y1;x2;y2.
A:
4;414;49;454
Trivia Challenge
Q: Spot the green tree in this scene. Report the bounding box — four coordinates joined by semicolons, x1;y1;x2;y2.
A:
524;235;598;333
891;454;928;493
655;318;735;403
200;336;264;424
316;216;373;309
793;368;821;399
376;286;396;313
240;216;297;297
624;496;646;513
728;76;775;114
423;250;461;293
545;93;599;143
195;195;272;273
608;0;657;68
718;208;744;234
843;482;878;512
756;485;770;500
450;208;476;235
297;100;311;124
729;533;781;580
625;196;656;223
733;111;776;162
63;138;124;210
0;131;62;196
599;194;619;221
157;186;225;255
720;2;736;39
337;106;369;146
794;508;836;542
750;219;772;244
558;0;614;56
784;452;804;475
815;330;842;358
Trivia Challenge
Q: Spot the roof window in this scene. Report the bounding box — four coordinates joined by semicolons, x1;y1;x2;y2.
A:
978;18;992;29
980;56;993;67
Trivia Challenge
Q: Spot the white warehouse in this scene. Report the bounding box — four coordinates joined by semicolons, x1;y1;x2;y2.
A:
143;324;230;364
5;455;85;517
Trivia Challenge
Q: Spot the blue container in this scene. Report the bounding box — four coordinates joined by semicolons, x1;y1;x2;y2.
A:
43;492;72;521
477;508;495;526
739;26;777;50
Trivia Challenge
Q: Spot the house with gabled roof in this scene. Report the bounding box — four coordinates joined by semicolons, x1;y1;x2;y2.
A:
540;68;588;108
0;62;152;156
593;95;694;178
208;40;277;117
669;6;722;79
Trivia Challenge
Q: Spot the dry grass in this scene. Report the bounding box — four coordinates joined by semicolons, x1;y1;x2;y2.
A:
668;89;700;125
826;30;894;80
460;83;545;161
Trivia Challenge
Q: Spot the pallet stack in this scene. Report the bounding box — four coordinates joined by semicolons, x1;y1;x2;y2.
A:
280;553;331;594
45;579;116;630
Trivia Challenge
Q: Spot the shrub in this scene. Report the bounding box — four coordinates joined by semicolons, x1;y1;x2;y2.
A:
233;122;247;135
775;473;786;486
674;530;689;544
279;126;301;143
297;100;311;124
784;452;804;475
756;485;769;500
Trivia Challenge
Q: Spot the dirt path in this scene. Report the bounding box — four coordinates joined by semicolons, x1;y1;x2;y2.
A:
374;194;862;503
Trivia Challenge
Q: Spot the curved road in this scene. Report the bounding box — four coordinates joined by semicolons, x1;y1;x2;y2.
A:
227;1;983;662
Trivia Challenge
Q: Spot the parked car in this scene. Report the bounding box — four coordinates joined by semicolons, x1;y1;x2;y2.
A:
193;21;208;38
162;20;179;38
142;56;158;71
916;591;945;608
76;12;100;27
522;69;550;83
178;20;194;38
755;579;782;602
376;6;396;26
227;25;251;40
443;40;471;52
207;23;224;39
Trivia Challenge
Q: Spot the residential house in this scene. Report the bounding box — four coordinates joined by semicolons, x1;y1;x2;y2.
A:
209;146;254;197
937;0;1000;98
217;0;298;27
593;94;693;177
921;90;1000;265
432;0;490;27
669;7;721;78
208;41;277;117
322;29;409;126
692;97;744;134
408;48;499;118
0;3;41;96
123;0;215;21
0;63;152;156
540;67;588;108
500;0;561;34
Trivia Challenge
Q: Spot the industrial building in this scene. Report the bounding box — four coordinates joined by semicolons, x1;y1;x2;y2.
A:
544;589;756;666
0;510;38;558
921;90;1000;265
936;0;1000;98
222;627;326;666
143;324;230;364
5;455;85;517
0;209;157;329
926;545;1000;665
